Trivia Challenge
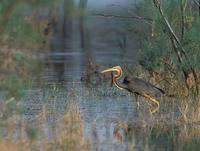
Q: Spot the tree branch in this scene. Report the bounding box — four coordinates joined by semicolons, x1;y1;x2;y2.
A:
193;0;200;6
180;0;187;41
193;0;200;15
92;13;153;23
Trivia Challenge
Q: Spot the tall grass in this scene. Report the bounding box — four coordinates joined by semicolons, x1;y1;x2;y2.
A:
0;100;89;151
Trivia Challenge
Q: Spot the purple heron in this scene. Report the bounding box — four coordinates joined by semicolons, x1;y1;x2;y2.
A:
101;66;164;113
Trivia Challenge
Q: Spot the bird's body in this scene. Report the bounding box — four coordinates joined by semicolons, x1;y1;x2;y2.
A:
101;66;164;113
123;76;164;97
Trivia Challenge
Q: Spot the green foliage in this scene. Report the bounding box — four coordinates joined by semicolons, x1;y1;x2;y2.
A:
0;50;42;99
26;127;39;141
0;75;26;99
0;0;48;99
139;34;171;71
136;0;156;19
136;0;200;73
0;0;58;48
14;51;42;74
183;18;200;69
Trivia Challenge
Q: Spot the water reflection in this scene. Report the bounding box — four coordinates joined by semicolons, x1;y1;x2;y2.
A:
44;0;139;84
81;96;136;151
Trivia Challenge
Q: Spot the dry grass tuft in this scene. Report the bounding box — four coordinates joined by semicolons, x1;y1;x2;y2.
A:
52;103;89;151
0;102;89;151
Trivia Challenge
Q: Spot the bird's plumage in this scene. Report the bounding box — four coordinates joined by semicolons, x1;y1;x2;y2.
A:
123;76;164;97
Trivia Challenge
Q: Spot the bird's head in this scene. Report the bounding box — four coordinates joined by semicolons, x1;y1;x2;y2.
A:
101;66;124;90
101;66;122;80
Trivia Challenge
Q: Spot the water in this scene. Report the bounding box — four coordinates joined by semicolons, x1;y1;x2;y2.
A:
42;0;139;83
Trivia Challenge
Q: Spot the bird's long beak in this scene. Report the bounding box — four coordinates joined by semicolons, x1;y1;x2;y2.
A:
101;67;115;74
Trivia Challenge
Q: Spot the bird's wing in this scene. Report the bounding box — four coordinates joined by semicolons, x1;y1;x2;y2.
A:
127;77;164;96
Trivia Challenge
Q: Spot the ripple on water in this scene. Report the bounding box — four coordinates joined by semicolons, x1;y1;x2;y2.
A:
80;96;136;123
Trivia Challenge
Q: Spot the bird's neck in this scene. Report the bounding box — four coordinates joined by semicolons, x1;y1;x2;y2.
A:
113;77;126;90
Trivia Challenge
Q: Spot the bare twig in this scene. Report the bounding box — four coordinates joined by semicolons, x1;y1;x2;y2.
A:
92;13;153;23
193;0;200;6
193;0;200;15
180;0;187;41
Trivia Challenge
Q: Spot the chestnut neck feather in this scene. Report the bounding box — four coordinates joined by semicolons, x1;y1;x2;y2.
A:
112;68;127;90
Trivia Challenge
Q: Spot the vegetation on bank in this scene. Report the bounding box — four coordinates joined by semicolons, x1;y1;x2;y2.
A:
134;0;200;95
0;0;60;99
0;99;89;151
0;0;48;48
0;0;56;139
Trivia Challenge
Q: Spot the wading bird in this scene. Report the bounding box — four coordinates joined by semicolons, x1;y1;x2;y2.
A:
101;66;164;113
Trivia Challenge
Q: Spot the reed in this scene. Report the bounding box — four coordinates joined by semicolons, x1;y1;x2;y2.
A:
0;95;89;151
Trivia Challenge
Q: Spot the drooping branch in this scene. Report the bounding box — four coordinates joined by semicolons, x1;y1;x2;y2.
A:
193;0;200;15
180;0;187;41
193;0;200;6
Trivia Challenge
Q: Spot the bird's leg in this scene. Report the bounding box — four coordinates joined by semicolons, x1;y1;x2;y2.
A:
142;93;160;113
